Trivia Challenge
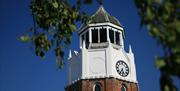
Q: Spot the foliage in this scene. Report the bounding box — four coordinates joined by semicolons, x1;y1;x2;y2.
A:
18;0;102;69
134;0;180;90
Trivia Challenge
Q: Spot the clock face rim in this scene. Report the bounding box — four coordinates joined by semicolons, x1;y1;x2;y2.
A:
116;60;129;77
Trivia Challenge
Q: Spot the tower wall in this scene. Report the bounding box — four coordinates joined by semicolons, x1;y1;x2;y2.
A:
65;78;138;91
66;6;139;91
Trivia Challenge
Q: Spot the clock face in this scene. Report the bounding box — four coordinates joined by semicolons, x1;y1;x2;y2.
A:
116;60;129;77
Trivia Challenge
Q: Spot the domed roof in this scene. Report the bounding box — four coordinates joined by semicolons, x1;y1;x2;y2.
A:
88;6;122;27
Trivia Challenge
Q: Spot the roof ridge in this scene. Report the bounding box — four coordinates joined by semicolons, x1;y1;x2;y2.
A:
111;16;123;27
101;6;110;22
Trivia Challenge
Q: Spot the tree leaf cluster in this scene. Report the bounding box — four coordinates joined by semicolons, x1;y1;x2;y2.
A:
135;0;180;90
19;0;102;69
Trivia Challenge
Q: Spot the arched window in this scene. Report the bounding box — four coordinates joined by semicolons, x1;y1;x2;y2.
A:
94;83;101;91
121;84;127;91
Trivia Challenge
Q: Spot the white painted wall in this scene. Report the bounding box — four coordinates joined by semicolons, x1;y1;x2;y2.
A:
87;49;106;77
67;44;137;85
67;22;138;85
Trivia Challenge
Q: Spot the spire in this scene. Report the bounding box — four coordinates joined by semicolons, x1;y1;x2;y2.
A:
74;50;78;55
68;50;72;60
129;45;133;53
82;40;86;49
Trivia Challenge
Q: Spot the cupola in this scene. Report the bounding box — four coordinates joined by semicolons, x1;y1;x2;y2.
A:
78;6;125;49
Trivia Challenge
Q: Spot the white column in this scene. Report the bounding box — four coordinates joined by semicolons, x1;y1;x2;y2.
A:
120;31;124;48
107;26;110;42
114;29;116;44
98;27;100;43
119;31;121;45
82;42;87;78
80;35;82;49
89;28;92;43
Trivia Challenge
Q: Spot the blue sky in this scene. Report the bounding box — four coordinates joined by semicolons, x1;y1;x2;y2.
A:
0;0;179;91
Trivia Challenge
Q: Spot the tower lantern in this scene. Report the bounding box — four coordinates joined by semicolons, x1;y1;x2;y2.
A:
79;6;124;50
65;6;139;91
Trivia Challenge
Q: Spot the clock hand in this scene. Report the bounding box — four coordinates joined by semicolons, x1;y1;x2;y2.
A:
120;68;123;72
120;68;124;74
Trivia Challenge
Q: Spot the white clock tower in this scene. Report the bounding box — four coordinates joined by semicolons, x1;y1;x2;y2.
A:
65;6;139;91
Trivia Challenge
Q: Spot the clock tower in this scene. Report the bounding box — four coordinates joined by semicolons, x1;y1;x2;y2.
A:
65;6;139;91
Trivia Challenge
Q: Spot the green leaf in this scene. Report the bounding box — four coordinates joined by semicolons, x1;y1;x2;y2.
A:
44;46;50;51
52;1;58;8
147;24;161;38
155;57;166;69
35;49;45;58
56;56;64;69
40;51;45;57
55;46;64;57
145;7;155;20
72;12;78;19
19;35;31;42
69;24;76;31
173;46;180;54
164;85;170;91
